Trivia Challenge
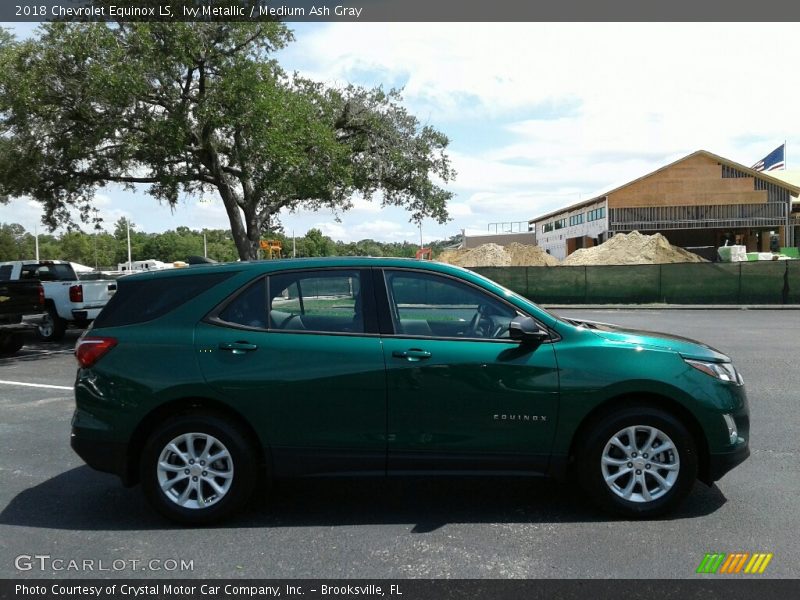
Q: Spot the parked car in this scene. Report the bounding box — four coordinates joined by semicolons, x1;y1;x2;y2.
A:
0;277;45;356
0;260;117;341
72;258;749;524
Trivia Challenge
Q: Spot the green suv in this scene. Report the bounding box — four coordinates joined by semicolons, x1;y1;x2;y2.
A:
72;258;749;523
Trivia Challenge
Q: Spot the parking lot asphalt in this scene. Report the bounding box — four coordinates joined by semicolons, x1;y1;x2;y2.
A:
0;310;798;579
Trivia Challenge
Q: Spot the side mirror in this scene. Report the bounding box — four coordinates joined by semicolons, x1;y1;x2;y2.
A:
509;316;549;347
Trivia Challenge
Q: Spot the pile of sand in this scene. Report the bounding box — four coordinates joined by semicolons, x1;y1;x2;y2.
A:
437;243;559;268
561;231;707;266
506;243;560;267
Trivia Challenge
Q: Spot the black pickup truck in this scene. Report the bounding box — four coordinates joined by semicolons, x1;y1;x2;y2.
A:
0;280;45;356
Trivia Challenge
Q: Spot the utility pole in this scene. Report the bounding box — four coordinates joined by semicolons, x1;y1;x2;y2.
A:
292;230;296;258
126;219;132;272
93;208;99;270
34;224;39;260
203;231;208;258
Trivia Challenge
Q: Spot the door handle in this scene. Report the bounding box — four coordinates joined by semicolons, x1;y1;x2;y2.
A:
392;349;432;362
219;341;258;354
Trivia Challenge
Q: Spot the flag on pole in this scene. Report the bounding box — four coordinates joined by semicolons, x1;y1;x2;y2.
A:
751;144;785;172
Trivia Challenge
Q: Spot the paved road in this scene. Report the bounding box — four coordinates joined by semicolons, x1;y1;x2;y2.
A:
0;311;798;579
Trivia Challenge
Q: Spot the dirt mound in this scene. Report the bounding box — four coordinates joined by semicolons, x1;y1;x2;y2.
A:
506;243;560;267
437;243;559;267
561;231;706;266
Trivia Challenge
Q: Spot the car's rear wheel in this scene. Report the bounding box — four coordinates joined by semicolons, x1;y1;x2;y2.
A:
140;414;257;524
37;306;66;342
576;406;698;518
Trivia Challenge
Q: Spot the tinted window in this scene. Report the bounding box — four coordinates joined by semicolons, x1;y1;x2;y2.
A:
93;272;235;328
268;270;364;334
217;278;267;329
0;265;11;281
20;263;76;281
384;271;516;340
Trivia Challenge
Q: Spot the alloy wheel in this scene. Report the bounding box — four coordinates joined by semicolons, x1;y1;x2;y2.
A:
600;425;680;503
156;432;234;509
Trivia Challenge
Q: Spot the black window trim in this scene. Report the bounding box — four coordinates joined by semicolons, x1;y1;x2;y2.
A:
377;267;559;344
205;267;381;338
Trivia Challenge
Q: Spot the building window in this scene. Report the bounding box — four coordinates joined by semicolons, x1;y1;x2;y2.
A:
554;218;566;230
587;207;606;222
542;223;554;233
569;213;584;226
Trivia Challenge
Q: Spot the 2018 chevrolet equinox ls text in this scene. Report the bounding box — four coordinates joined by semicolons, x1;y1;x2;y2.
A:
71;258;749;524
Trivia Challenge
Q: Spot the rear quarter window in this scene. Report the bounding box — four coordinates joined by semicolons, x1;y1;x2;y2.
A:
93;272;235;328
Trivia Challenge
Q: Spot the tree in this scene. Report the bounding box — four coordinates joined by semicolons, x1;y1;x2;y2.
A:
0;21;454;260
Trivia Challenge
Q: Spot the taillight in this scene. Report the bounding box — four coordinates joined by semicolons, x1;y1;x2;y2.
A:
38;285;45;306
75;337;117;368
69;284;84;303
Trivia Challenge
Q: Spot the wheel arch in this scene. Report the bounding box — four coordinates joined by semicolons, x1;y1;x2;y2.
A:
123;396;268;487
565;393;712;485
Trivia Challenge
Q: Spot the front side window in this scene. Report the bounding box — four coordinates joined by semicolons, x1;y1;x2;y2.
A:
384;271;517;340
268;270;364;334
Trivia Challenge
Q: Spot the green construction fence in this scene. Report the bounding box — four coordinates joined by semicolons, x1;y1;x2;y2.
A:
472;261;800;305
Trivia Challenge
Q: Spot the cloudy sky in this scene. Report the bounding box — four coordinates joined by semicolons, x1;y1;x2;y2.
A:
2;22;799;243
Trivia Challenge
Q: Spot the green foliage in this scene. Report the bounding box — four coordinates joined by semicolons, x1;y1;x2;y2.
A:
0;222;457;265
0;23;454;260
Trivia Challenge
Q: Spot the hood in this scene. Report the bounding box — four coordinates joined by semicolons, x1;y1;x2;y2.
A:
565;318;729;362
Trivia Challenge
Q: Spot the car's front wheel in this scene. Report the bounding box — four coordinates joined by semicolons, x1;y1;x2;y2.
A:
140;414;258;524
576;406;698;518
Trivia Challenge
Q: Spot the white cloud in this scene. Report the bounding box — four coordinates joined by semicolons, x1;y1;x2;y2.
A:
4;23;799;246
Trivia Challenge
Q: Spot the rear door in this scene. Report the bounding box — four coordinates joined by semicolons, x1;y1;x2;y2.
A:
195;268;388;477
378;268;560;474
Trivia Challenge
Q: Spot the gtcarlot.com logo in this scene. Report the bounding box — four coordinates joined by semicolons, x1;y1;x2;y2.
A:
696;552;773;574
15;554;194;572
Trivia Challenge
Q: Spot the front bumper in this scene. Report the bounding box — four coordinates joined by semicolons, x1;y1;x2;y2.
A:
707;444;750;482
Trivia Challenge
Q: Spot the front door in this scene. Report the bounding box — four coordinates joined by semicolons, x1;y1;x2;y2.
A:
379;269;560;474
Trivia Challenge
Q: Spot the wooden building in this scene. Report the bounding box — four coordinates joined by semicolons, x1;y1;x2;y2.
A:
530;150;800;260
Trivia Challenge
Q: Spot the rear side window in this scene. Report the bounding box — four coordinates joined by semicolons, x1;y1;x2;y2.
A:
0;265;11;281
268;270;368;334
20;263;76;281
217;278;267;329
93;272;235;328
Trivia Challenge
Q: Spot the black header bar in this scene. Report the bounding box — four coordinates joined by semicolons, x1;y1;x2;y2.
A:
3;0;800;22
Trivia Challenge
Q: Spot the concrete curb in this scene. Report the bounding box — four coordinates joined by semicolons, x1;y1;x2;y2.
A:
543;304;800;310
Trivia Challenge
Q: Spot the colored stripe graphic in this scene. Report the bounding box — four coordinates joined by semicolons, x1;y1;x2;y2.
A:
719;553;749;573
744;553;773;574
697;553;726;574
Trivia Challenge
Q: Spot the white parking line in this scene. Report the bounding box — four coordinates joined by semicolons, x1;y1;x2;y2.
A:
0;379;73;391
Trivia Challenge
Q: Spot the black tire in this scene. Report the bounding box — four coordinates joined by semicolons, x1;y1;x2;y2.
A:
0;333;24;357
140;413;258;525
37;306;67;342
575;406;698;518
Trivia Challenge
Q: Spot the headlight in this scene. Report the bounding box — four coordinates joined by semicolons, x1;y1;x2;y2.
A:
684;359;741;384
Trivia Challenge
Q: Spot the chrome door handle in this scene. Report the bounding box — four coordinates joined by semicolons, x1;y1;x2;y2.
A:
219;341;258;354
392;349;432;362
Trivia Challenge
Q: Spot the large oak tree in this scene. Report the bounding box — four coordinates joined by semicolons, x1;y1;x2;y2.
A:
0;22;453;259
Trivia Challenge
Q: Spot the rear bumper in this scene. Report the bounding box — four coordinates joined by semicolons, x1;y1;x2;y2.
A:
71;307;102;321
707;444;750;482
70;431;133;486
0;314;44;332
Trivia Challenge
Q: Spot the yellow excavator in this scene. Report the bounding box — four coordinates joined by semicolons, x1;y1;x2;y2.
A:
260;239;283;259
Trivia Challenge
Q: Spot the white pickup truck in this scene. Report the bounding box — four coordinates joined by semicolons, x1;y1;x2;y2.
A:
0;260;117;341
